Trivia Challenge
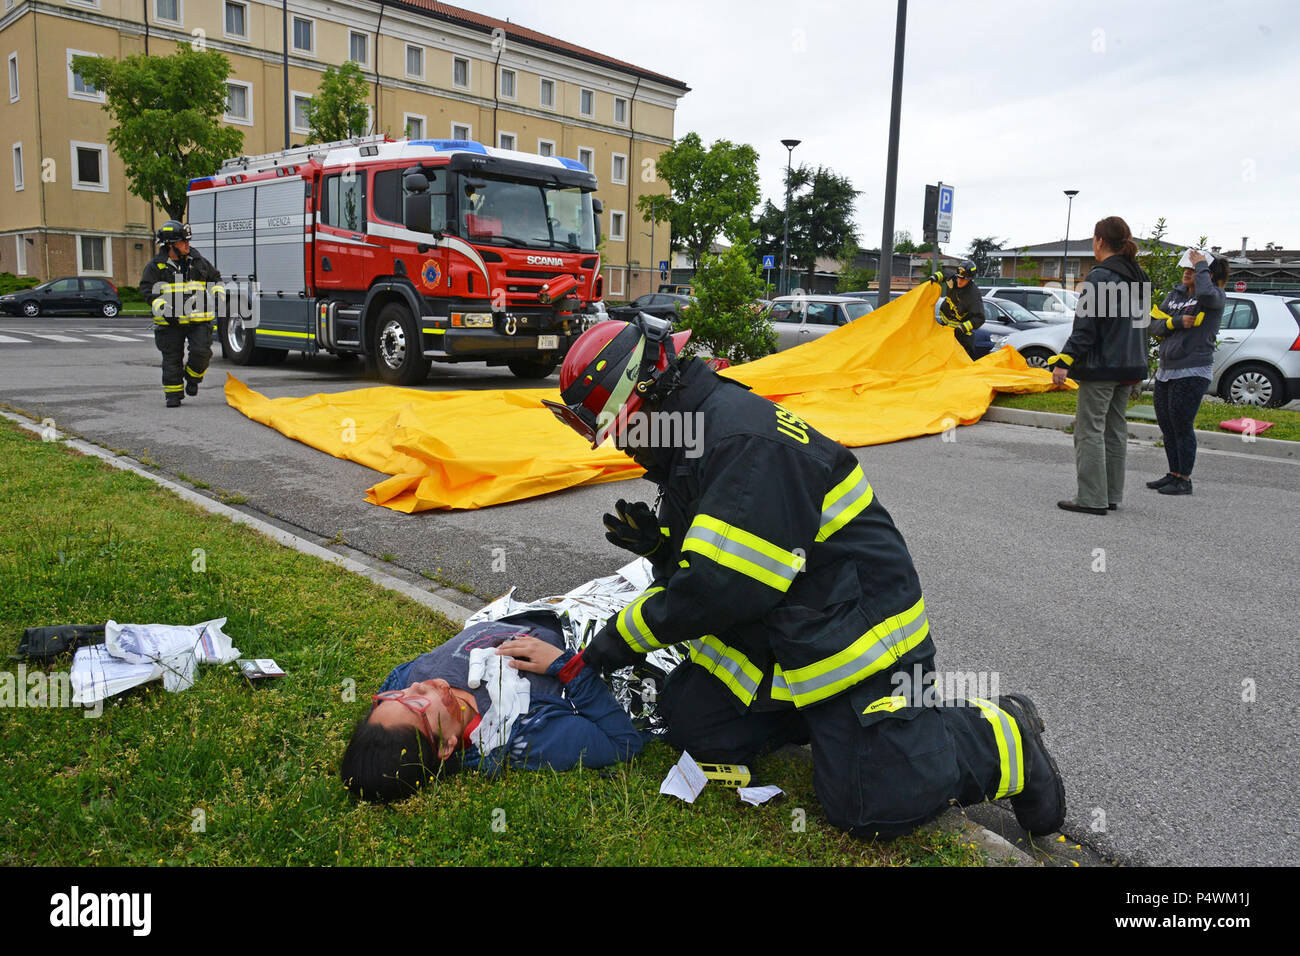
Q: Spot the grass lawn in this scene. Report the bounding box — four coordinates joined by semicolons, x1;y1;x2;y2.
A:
992;390;1300;443
0;421;984;866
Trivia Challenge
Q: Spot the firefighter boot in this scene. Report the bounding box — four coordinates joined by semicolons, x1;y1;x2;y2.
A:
185;377;199;397
166;393;183;408
996;694;1066;835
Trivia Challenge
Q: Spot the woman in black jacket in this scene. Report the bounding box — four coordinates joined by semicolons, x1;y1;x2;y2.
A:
1048;217;1151;515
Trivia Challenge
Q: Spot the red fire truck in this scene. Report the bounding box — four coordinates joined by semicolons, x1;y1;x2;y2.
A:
187;135;604;383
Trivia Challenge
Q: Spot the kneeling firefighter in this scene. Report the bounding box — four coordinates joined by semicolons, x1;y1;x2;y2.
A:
931;259;985;358
543;314;1067;839
139;220;224;408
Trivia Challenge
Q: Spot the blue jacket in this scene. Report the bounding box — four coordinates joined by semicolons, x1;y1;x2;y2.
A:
379;650;644;775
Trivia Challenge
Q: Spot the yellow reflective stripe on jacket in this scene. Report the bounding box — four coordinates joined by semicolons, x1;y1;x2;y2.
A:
968;697;1025;799
616;587;665;653
682;513;802;592
778;596;929;707
817;465;874;542
688;635;763;706
771;663;792;702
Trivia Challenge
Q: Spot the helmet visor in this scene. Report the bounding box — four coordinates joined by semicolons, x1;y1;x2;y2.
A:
541;399;598;447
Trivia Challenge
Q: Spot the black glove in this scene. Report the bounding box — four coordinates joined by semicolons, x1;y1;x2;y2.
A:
602;499;664;557
928;271;944;284
582;622;642;678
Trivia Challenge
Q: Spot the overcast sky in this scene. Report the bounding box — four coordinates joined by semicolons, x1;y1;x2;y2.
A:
473;0;1298;257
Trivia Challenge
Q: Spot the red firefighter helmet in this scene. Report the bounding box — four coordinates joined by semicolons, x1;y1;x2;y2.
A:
542;316;691;448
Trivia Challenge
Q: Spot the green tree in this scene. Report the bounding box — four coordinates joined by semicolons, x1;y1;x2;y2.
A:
72;43;243;222
636;133;760;269
754;164;860;290
835;241;876;293
306;61;371;144
967;236;1004;277
893;230;917;254
677;244;774;362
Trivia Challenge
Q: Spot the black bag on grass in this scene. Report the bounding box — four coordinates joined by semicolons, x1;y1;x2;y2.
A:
14;624;104;662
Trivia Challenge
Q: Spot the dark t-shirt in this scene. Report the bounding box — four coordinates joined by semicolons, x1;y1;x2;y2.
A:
378;613;565;713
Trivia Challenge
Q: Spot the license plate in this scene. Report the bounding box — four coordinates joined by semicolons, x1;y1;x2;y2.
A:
537;335;558;350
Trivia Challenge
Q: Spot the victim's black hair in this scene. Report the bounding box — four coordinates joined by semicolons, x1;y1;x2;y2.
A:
340;715;462;803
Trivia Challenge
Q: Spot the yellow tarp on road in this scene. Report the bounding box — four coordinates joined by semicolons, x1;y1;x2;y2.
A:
225;284;1069;511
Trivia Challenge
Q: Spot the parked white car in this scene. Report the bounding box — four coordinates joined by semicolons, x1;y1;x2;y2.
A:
983;286;1079;323
1002;292;1300;407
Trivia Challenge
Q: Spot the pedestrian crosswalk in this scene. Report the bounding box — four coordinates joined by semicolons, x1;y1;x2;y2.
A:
0;328;158;347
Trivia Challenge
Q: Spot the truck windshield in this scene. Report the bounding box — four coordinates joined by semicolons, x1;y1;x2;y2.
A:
459;175;595;252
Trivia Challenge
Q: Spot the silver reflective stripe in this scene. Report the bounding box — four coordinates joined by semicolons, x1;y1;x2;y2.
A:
782;609;929;703
817;467;874;541
683;525;798;589
689;638;760;703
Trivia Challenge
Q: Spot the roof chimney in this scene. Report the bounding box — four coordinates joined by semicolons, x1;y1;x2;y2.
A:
1241;236;1248;257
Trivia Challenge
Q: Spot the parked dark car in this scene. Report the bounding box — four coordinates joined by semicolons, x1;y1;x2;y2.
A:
610;292;694;322
0;277;122;317
973;297;1048;356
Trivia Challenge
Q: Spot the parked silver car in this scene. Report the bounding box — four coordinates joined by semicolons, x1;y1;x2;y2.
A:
984;286;1078;323
1002;292;1300;406
764;295;877;352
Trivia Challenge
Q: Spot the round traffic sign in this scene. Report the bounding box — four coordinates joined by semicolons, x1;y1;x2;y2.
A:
1235;280;1247;292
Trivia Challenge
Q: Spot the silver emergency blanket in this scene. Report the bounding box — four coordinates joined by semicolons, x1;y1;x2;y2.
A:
465;558;685;726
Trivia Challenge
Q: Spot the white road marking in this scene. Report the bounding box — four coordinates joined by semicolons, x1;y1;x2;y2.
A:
86;333;139;342
16;332;86;343
0;334;30;343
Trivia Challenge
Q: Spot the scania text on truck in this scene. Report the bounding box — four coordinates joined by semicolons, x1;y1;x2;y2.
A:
186;135;605;383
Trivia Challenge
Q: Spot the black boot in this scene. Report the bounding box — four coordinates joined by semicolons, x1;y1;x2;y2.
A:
165;393;182;408
185;378;199;396
1158;477;1193;495
1057;500;1107;515
1146;473;1176;489
996;694;1066;835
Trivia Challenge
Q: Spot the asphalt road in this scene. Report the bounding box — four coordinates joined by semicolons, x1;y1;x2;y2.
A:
3;313;1298;866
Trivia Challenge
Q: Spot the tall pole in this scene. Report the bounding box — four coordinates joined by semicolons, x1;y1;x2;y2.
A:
877;0;907;309
780;139;800;295
282;0;290;149
931;179;941;281
1062;189;1078;287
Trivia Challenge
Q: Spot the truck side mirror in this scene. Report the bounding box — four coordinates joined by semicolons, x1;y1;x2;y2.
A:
405;193;432;234
592;198;603;246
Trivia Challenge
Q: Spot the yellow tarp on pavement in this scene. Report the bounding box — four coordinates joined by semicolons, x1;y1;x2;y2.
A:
225;284;1069;511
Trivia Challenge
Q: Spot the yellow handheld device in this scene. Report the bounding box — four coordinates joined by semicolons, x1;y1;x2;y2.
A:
696;763;752;788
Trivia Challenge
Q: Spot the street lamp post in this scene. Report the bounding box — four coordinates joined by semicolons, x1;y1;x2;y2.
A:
1062;189;1079;288
780;138;800;296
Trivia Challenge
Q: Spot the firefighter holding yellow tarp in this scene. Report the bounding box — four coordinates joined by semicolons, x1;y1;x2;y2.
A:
544;315;1067;840
139;220;224;408
930;259;985;358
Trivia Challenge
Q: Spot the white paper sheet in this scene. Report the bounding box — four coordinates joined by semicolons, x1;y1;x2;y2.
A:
738;785;785;806
659;750;709;803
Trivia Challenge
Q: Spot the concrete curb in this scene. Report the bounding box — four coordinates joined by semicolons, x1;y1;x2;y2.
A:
981;406;1298;460
1;409;477;625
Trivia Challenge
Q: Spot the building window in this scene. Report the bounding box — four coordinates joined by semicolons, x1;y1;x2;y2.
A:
405;44;423;79
223;1;248;40
7;53;16;103
580;88;594;117
291;16;314;55
14;234;26;275
12;142;22;191
499;68;515;99
614;96;627;124
77;235;111;276
224;81;252;125
452;57;469;89
497;132;516;151
451;123;471;141
610;211;625;241
403;113;425;139
537;139;555;158
71;142;108;191
539;77;554;109
153;0;181;25
349;31;368;66
577;147;594;171
607;267;624;297
1042;259;1060;278
611;153;627;185
292;93;311;134
67;50;105;102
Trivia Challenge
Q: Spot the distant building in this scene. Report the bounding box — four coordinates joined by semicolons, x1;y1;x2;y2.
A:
989;238;1183;285
0;0;687;297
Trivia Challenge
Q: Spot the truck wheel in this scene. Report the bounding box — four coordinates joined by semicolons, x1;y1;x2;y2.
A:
372;303;430;386
508;357;559;379
221;316;258;365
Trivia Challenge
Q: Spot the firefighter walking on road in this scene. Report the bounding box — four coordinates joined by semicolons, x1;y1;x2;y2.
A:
930;259;985;358
139;220;224;408
543;315;1067;841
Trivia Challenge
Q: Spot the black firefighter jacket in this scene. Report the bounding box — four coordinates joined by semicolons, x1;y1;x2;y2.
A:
596;359;933;712
139;248;224;326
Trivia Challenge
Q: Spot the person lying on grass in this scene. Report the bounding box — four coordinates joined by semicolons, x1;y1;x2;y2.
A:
341;611;644;802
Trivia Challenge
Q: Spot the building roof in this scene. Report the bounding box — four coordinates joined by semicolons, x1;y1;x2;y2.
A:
989;238;1190;257
394;1;690;91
